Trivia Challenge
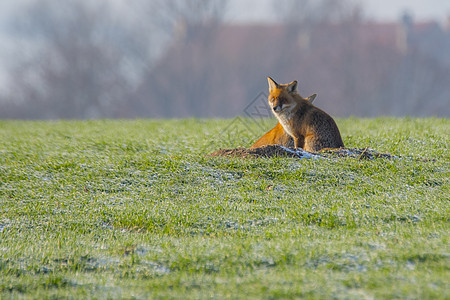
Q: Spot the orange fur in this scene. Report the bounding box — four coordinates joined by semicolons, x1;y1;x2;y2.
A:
250;122;292;148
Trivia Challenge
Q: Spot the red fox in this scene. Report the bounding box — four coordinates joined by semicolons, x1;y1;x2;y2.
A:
252;77;344;152
250;94;316;149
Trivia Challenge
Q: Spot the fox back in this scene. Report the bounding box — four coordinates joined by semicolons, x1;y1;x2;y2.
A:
267;77;344;152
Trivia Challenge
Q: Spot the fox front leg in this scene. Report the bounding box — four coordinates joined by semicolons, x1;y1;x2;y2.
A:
293;136;305;149
293;137;300;149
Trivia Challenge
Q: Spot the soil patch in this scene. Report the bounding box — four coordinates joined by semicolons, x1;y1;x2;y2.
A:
209;145;396;160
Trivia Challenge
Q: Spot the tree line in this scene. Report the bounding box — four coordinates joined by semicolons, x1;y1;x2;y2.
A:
1;0;449;119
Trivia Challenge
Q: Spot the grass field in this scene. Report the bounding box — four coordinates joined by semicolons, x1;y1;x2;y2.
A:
0;117;449;299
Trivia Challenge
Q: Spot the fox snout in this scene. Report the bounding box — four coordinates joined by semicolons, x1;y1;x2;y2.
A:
270;98;286;112
272;105;283;112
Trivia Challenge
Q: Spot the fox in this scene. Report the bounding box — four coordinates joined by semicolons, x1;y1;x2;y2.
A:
250;94;316;149
258;77;344;152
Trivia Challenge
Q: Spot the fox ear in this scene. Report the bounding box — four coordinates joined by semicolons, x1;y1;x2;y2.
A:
306;93;317;103
267;77;279;92
287;80;298;93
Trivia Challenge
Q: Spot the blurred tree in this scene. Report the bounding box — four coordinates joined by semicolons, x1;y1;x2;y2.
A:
135;0;229;118
3;0;154;118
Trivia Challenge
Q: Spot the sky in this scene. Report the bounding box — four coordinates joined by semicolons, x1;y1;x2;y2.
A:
360;0;450;22
1;0;450;24
226;0;450;23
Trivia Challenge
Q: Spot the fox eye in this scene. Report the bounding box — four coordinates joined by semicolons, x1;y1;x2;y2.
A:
270;97;275;102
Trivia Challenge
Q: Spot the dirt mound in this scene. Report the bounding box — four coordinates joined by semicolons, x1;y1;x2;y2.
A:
209;145;396;160
209;145;314;159
317;148;396;160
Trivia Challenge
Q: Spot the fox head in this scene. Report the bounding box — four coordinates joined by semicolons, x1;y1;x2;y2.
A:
267;77;316;113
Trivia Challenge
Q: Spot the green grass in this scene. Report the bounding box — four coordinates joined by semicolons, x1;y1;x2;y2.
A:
0;117;448;299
